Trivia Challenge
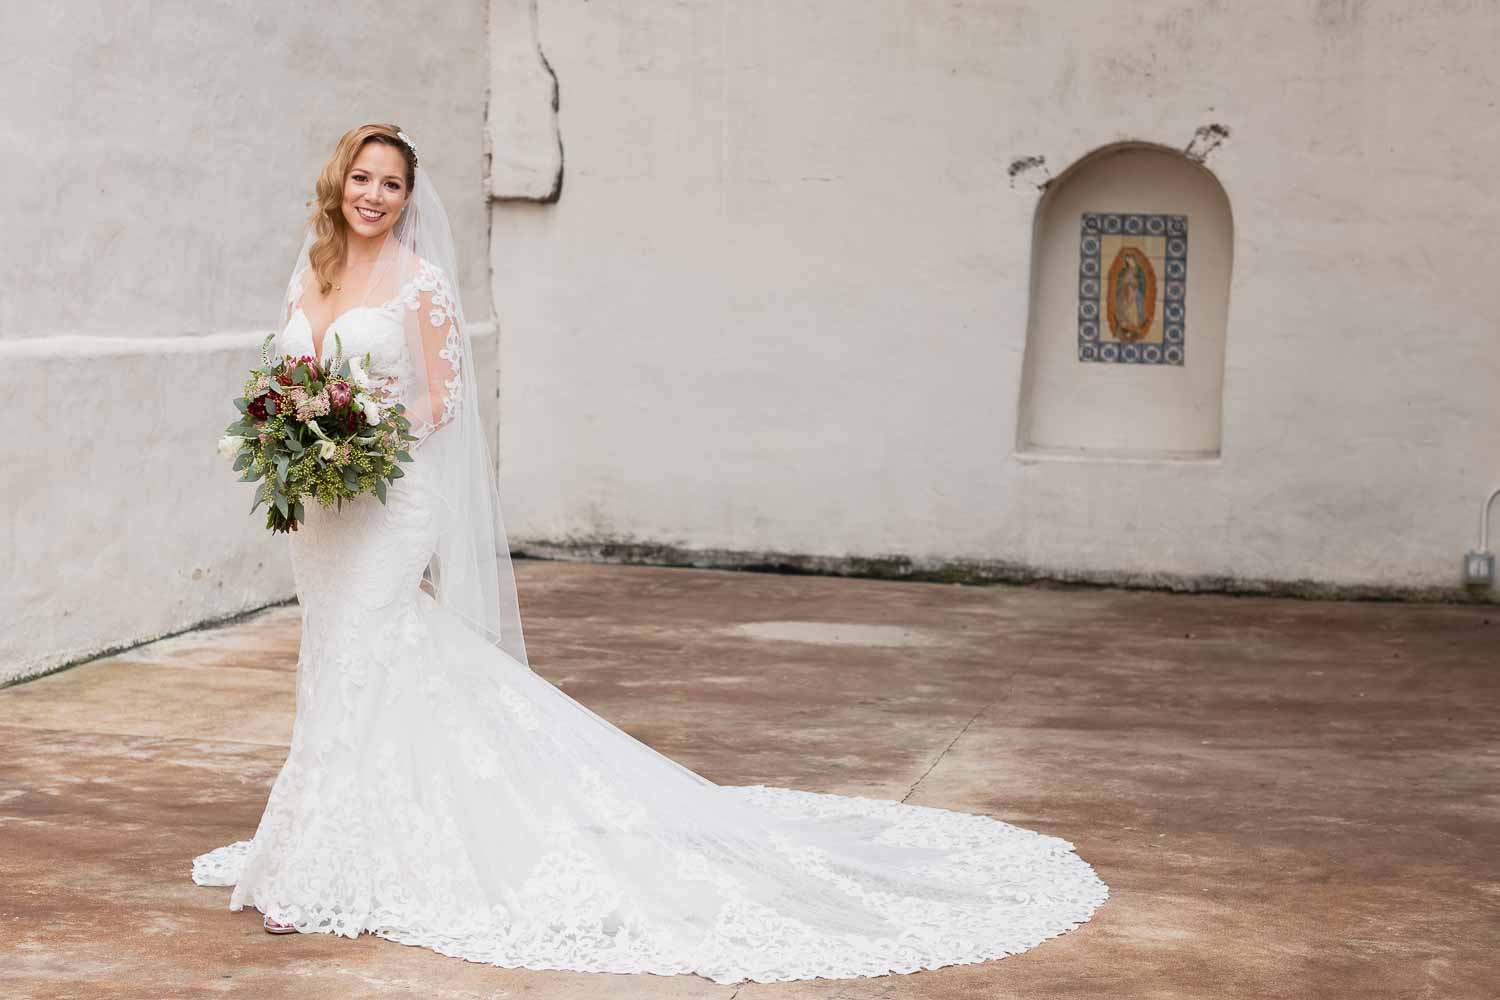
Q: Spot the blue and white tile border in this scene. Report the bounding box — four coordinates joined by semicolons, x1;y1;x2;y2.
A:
1077;212;1188;366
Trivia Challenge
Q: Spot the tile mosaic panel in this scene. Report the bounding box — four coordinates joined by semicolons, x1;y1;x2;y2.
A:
1077;213;1187;365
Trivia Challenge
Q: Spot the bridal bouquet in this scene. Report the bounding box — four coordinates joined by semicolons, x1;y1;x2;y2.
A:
218;332;417;533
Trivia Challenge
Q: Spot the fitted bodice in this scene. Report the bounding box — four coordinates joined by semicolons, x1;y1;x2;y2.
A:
271;255;469;436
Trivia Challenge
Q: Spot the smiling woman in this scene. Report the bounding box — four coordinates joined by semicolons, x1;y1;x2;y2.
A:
299;124;419;358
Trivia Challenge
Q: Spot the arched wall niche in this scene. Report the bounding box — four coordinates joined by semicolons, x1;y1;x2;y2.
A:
1015;142;1234;459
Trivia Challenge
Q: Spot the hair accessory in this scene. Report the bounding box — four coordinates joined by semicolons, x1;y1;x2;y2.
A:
396;130;418;156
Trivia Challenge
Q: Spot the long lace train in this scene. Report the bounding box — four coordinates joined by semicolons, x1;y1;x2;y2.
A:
191;577;1107;984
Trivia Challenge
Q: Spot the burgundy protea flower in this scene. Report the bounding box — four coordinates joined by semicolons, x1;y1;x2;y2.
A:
327;381;353;409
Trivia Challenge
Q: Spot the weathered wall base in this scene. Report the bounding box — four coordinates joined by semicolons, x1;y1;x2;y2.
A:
513;540;1499;606
0;598;297;692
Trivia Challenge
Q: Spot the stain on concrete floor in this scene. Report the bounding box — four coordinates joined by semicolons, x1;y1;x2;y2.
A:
1;561;1496;999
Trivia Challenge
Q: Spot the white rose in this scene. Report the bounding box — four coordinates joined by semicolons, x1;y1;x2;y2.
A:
217;434;243;460
359;397;382;426
318;440;338;461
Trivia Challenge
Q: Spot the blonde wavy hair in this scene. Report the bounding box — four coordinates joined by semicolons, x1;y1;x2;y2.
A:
306;123;418;296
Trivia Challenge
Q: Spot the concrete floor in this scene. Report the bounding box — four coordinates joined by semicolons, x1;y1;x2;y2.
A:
1;561;1496;1000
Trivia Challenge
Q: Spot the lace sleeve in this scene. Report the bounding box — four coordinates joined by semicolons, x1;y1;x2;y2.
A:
408;261;464;450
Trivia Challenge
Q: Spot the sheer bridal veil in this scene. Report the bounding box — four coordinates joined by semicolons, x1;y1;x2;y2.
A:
276;125;528;668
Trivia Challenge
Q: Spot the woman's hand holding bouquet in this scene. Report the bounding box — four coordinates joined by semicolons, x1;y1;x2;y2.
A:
218;331;417;533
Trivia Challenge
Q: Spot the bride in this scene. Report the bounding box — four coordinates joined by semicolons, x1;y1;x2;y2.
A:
192;122;1108;985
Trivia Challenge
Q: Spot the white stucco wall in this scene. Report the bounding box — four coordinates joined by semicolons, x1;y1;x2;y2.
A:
489;1;1500;599
1;1;496;684
6;2;1495;685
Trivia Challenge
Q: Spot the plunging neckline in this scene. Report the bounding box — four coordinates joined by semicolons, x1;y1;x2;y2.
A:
291;289;406;361
293;304;376;362
285;257;437;360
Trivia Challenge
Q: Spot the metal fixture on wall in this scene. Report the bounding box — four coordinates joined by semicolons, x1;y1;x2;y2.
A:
1462;485;1500;587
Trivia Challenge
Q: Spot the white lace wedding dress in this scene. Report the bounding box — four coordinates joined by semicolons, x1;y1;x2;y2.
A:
192;264;1109;985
